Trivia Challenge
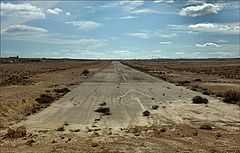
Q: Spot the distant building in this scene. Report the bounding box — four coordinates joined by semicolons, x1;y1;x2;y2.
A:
9;55;19;59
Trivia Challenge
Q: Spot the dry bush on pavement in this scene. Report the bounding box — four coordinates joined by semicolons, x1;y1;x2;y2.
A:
223;90;240;104
192;96;208;104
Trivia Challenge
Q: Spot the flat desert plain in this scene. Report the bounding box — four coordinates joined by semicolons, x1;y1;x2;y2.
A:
0;59;239;153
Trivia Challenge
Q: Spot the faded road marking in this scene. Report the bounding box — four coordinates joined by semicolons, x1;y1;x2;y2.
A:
121;89;134;98
135;97;145;111
122;76;127;82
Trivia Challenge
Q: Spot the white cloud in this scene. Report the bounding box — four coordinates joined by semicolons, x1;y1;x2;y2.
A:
81;50;105;57
189;22;239;34
152;49;162;53
119;16;138;19
160;41;172;44
175;52;185;55
114;50;135;58
66;21;101;31
101;1;159;14
66;12;71;16
47;8;63;15
196;43;220;47
218;40;228;43
108;36;119;40
154;0;174;3
128;31;177;39
169;22;239;34
2;25;48;34
128;33;150;39
120;1;144;11
3;33;107;49
180;3;224;17
114;50;134;54
131;8;160;14
157;33;177;38
189;23;214;28
1;2;45;19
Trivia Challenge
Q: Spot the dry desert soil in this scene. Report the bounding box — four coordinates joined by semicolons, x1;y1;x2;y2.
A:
0;59;240;153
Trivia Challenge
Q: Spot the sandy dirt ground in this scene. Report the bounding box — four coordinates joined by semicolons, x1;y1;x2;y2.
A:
1;61;239;153
121;59;240;99
0;60;111;127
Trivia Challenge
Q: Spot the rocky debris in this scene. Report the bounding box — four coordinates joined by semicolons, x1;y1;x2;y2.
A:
6;126;27;138
52;140;56;143
26;139;35;146
95;106;111;115
56;126;65;131
95;117;101;121
143;110;150;116
92;142;98;147
99;101;106;106
66;138;71;142
200;124;213;130
192;96;208;104
151;105;159;110
160;128;166;132
69;129;80;132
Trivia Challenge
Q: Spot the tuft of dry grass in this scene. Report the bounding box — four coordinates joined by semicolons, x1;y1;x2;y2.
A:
82;69;89;75
35;94;54;104
192;96;208;104
223;90;240;104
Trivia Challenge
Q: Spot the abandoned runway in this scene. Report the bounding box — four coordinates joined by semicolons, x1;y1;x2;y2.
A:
22;61;239;131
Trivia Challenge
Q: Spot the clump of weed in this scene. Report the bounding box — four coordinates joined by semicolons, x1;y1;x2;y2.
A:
56;126;65;131
200;124;212;130
35;94;54;104
54;88;70;94
152;105;159;110
223;90;240;104
95;106;111;115
194;78;202;82
202;91;210;95
82;69;89;75
143;110;150;116
192;96;208;104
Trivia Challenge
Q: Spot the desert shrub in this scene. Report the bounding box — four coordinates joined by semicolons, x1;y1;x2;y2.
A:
223;90;240;104
216;92;223;97
152;105;159;110
194;78;202;82
178;80;191;86
95;106;111;115
54;88;70;94
192;96;208;104
200;124;212;130
35;94;54;103
82;69;89;75
143;110;150;116
202;91;210;95
56;126;65;131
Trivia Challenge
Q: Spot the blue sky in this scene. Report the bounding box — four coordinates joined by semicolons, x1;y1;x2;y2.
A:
1;1;239;59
